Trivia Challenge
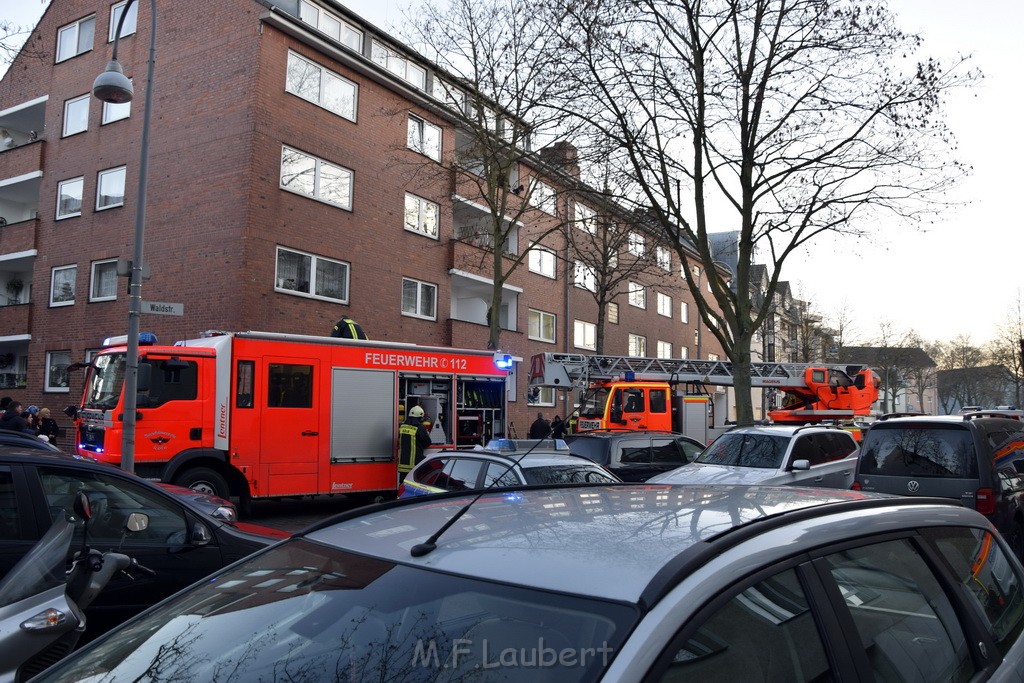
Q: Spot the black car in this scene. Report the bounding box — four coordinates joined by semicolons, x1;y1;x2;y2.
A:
0;446;284;641
564;430;705;482
854;411;1024;557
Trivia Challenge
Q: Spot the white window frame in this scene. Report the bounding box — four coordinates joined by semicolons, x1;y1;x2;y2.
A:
63;94;89;137
708;353;721;362
108;0;137;42
657;341;672;359
607;302;619;325
50;265;77;307
680;301;689;323
656;246;671;271
274;246;350;303
299;0;363;52
528;244;556;279
56;177;84;219
102;92;131;124
431;78;465;112
407;115;441;161
89;258;118;302
628;231;645;257
371;40;425;89
628;282;646;309
679;346;689;359
45;350;72;393
529;180;556;215
96;166;126;210
404;193;439;239
574;262;596;292
528;385;555;407
280;145;353;210
574;319;596;351
575;203;596;234
285;51;358;122
656;292;671;317
528;309;556;343
402;277;437;320
56;15;95;62
628;334;647;357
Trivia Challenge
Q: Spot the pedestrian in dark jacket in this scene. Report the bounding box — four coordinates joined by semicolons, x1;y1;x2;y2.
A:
37;407;60;446
330;317;368;340
528;412;550;439
550;415;566;440
0;401;34;434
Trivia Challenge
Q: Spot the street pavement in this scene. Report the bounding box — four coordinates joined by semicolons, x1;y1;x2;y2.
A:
242;494;380;533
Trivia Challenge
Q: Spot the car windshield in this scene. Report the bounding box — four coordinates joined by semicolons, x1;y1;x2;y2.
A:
522;465;619;485
859;426;979;478
696;433;789;469
47;538;637;683
84;352;126;410
579;387;610;418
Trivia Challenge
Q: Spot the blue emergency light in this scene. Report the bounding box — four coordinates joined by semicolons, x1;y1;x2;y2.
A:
493;352;514;371
625;371;635;381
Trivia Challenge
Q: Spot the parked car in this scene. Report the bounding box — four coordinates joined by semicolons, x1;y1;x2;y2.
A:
648;424;859;489
37;483;1024;681
564;430;705;482
399;449;619;497
481;437;569;451
0;434;240;521
854;411;1024;556
0;446;286;643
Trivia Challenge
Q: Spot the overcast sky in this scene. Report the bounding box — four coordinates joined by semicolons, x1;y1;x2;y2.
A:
4;0;1021;346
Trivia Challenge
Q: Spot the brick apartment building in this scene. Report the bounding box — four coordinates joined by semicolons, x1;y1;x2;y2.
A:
0;0;723;436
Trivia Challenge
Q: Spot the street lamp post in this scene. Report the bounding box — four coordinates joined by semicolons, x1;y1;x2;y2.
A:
93;0;155;474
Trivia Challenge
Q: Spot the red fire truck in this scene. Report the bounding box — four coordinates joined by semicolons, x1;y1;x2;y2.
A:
72;331;509;502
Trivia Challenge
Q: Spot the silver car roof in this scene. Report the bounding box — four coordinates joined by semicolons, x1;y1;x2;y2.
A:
303;484;956;604
426;450;597;467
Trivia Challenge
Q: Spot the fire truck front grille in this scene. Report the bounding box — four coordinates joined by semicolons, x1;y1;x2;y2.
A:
79;425;105;453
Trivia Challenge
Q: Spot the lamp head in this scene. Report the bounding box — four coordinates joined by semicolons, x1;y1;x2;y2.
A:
93;60;134;104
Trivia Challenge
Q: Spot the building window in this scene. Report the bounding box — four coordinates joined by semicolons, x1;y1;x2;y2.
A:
404;194;439;239
574;262;596;292
575;203;596;234
56;177;84;219
529;180;556;215
528;309;556;343
56;15;95;62
407;115;441;161
96;166;126;210
574;320;596;351
656;246;671;271
108;0;137;41
628;231;645;257
528;244;556;279
285;51;358;121
679;346;689;359
680;301;689;323
657;341;672;358
50;265;77;307
371;40;425;89
90;259;118;301
402;277;437;319
298;1;362;52
657;292;671;317
528;386;555;407
275;246;349;303
432;78;465;112
63;94;89;137
280;146;353;210
628;334;647;357
607;302;619;324
628;282;646;309
708;353;720;361
102;94;131;124
45;350;72;392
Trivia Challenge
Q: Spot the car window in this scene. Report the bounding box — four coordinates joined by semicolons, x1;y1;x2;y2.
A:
623;388;645;413
39;467;189;547
565;438;610;465
792;433;854;467
483;461;521;487
822;538;976;681
650;389;668;414
652;438;687;465
826;432;857;460
697;433;788;469
0;466;18;541
620;439;652;464
654;567;833;681
441;458;483;491
789;435;820;464
923;526;1024;655
674;437;705;463
859;426;978;479
521;465;618;485
412;457;447;486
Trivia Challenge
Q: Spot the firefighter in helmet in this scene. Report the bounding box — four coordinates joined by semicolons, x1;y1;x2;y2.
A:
567;410;579;434
398;405;431;480
330;317;367;340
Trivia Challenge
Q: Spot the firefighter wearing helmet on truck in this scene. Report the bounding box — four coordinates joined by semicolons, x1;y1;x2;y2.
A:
398;405;432;481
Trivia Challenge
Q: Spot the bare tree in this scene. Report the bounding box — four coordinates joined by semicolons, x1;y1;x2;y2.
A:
871;321;916;414
902;332;937;414
548;0;976;424
1;18;47;66
986;292;1024;408
399;0;581;349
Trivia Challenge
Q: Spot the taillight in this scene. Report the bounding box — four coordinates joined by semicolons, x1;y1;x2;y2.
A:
975;487;996;516
851;481;862;491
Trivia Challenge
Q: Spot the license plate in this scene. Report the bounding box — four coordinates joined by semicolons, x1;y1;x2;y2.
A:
578;419;602;431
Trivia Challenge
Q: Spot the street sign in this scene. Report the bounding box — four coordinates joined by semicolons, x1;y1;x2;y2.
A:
141;300;184;316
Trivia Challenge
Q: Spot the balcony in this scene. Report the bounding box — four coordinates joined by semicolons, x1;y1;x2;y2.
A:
0;301;30;337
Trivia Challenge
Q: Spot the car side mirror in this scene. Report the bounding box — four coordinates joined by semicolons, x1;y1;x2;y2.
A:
790;459;810;471
190;521;212;546
126;512;150;532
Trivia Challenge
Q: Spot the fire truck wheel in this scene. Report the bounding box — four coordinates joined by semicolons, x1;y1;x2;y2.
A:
176;467;230;499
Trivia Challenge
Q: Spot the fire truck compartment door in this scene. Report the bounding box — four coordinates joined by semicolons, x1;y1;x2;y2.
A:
260;359;319;481
330;368;396;463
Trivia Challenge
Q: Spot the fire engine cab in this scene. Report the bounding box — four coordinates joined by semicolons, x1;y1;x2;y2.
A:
71;331;509;501
529;352;879;442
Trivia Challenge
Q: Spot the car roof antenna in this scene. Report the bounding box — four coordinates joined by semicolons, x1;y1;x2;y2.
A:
410;428;555;558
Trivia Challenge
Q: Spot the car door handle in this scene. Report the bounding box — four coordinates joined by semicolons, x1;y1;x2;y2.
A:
813;477;824;483
301;430;318;436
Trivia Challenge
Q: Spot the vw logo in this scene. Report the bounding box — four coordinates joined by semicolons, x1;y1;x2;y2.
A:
907;480;921;493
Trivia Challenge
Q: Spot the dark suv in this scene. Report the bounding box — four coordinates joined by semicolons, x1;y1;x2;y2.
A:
564;430;705;482
855;412;1024;556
